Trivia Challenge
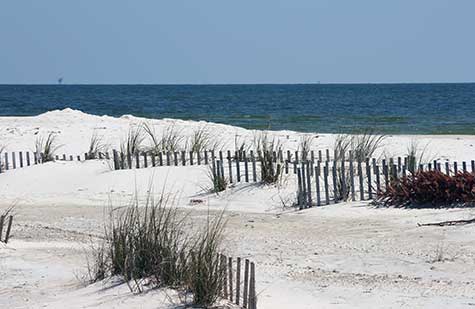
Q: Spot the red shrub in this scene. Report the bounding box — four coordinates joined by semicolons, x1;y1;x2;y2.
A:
377;170;475;208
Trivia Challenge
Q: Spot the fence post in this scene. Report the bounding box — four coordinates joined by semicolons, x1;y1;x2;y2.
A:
297;168;303;209
236;257;241;305
358;160;364;200
315;164;321;206
112;150;120;170
221;255;228;299
349;151;355;201
244;152;249;182
366;158;372;200
306;162;312;207
228;257;233;302
159;152;163;166
251;150;257;182
332;163;337;202
301;164;308;208
0;215;4;241
19;151;23;168
324;164;329;205
12;152;16;169
243;259;249;308
4;215;13;244
375;165;381;194
249;262;256;309
235;151;241;182
227;150;233;183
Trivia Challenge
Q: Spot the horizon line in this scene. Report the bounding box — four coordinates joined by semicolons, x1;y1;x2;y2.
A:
1;81;475;86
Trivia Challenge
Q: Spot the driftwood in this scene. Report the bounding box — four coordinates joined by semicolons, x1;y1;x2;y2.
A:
418;218;475;227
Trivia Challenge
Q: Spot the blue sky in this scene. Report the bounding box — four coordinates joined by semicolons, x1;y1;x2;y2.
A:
1;1;474;84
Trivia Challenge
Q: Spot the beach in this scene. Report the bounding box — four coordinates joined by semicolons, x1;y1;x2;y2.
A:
1;109;475;308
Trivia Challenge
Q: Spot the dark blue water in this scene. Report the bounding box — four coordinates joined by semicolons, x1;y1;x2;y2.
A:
1;84;474;134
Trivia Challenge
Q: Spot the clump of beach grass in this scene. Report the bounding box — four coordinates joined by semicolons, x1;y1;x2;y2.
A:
334;129;386;162
205;163;228;194
406;140;431;173
256;132;282;184
35;132;62;162
120;125;145;167
143;122;184;154
87;191;227;307
299;135;314;161
187;126;211;153
87;132;108;159
185;212;226;306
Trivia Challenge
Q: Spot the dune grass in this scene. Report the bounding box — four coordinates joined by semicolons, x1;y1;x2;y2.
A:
88;192;227;307
35;132;62;162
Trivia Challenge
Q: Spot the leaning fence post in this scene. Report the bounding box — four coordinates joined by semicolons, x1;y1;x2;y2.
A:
297;168;303;209
4;215;13;244
0;215;4;241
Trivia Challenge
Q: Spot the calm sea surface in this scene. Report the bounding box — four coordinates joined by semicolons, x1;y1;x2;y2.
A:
1;84;474;134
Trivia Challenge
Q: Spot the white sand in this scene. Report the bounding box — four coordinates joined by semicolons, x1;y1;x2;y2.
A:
1;109;475;308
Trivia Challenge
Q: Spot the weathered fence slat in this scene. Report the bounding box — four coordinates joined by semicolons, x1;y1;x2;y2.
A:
324;164;329;205
236;257;241;305
243;259;249;308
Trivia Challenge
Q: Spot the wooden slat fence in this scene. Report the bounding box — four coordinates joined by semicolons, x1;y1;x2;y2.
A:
220;254;257;309
0;151;111;174
295;154;475;209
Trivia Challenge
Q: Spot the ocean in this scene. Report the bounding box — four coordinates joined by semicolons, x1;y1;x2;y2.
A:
1;83;474;134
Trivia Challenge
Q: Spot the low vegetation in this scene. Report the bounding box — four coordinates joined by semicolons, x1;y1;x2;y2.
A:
256;132;282;184
207;163;228;193
377;170;475;208
143;122;183;154
334;129;386;162
87;132;108;159
88;193;227;307
35;132;62;162
187;126;211;153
